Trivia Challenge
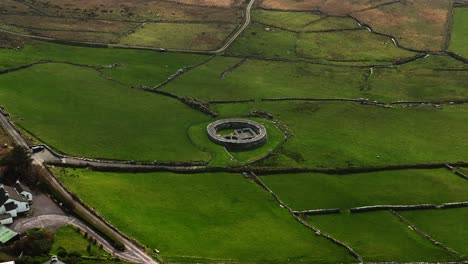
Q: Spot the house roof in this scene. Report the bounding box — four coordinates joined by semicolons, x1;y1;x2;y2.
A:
15;181;31;194
4;202;16;212
0;213;11;220
0;226;18;244
0;186;27;203
0;193;8;206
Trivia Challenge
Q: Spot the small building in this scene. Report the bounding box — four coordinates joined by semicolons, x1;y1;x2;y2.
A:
14;181;32;203
42;256;65;264
0;261;15;264
0;225;18;245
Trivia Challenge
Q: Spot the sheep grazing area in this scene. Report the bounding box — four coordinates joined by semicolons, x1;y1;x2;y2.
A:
0;1;467;263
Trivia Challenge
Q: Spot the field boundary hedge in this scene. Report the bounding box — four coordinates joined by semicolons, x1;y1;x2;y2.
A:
350;202;468;213
390;210;460;256
248;172;363;262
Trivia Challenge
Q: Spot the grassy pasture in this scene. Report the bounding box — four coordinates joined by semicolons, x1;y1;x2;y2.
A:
163;53;468;102
367;67;468;102
302;17;360;31
162;56;368;101
228;10;416;64
259;169;468;211
120;22;238;50
450;8;468;57
51;225;110;259
0;63;211;162
252;9;321;31
214;101;468;169
227;23;298;59
308;211;458;262
0;40;208;86
400;208;468;257
55;168;355;264
296;29;416;63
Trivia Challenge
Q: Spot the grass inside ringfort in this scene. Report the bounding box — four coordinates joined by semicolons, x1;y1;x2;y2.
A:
308;211;458;262
260;169;468;210
55;168;354;264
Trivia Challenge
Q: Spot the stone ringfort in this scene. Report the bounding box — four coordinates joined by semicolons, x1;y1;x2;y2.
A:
207;119;267;150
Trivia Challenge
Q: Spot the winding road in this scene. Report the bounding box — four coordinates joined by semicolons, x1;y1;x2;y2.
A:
0;0;256;54
0;2;258;263
12;215;149;263
0;107;158;264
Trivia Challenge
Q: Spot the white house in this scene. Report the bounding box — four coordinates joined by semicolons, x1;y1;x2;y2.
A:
14;181;32;203
0;184;30;221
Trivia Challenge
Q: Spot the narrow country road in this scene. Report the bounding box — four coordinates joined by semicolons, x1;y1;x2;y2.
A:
0;0;255;54
12;215;147;264
212;0;256;53
0;3;258;261
0;111;158;264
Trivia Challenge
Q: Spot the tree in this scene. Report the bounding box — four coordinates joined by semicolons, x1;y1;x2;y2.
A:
1;145;32;185
9;228;54;257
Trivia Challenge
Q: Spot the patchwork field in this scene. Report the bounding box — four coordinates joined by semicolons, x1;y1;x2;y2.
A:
227;10;416;65
55;168;355;264
215;102;468;169
0;62;211;162
259;169;468;211
119;22;238;50
400;208;468;256
0;1;467;263
308;211;459;262
260;0;452;51
0;0;244;48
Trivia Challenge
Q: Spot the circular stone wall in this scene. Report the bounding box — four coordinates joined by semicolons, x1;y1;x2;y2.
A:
207;119;267;150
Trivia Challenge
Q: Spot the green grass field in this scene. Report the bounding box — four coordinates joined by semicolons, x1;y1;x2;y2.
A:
215;101;468;168
259;169;468;210
55;168;355;264
162;56;367;101
450;8;468;57
308;211;458;262
228;10;416;65
366;54;468;101
120;22;238;50
400;208;468;257
163;53;468;102
0;62;211;162
51;225;110;259
302;17;360;31
0;40;208;87
252;10;321;31
296;29;416;63
227;23;298;59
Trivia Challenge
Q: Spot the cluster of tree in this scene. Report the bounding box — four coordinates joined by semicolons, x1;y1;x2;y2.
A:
0;145;47;189
1;228;54;264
